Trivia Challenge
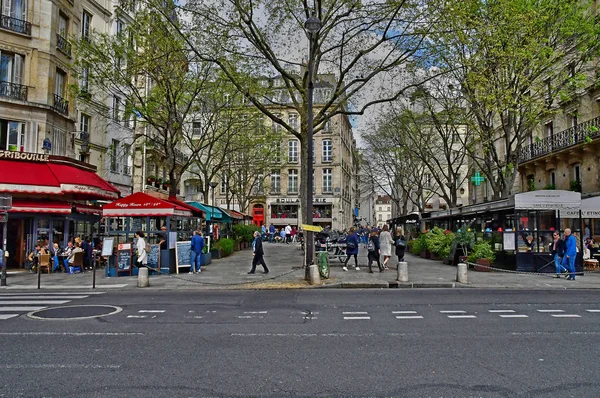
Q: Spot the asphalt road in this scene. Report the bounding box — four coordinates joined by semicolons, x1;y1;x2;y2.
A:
1;289;600;398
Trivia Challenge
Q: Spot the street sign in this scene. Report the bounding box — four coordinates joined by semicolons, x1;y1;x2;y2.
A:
0;213;7;223
301;224;323;232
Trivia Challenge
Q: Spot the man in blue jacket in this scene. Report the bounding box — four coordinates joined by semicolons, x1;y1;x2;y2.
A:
190;230;205;274
563;228;577;280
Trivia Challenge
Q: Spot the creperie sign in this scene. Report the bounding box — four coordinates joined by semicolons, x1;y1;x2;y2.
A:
115;201;163;208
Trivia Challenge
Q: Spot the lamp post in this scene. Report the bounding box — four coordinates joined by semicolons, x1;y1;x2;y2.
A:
208;181;218;240
304;15;321;274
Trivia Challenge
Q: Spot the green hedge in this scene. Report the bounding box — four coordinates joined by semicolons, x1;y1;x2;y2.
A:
425;227;455;258
214;238;235;257
232;224;260;243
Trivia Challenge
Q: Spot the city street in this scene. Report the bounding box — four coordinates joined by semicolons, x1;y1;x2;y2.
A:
1;289;599;397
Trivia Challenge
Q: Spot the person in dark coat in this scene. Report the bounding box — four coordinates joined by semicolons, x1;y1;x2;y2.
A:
190;230;205;274
342;227;360;271
549;231;567;278
367;230;383;273
393;227;406;265
249;231;269;274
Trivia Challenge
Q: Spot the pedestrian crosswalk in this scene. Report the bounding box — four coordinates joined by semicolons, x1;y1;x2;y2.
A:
0;292;104;320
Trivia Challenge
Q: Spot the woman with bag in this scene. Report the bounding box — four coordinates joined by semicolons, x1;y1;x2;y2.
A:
135;231;148;268
379;224;393;270
367;230;383;273
342;227;360;272
393;227;407;265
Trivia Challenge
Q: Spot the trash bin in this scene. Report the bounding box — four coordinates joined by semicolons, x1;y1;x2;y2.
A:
318;251;329;279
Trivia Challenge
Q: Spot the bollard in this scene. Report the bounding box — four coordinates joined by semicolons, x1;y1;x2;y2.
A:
397;261;408;282
137;267;149;288
457;263;468;284
308;264;321;285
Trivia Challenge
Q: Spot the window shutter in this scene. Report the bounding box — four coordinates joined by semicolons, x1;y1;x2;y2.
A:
14;53;23;85
2;0;12;19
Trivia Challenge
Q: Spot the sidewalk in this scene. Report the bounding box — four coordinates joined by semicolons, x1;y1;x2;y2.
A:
1;242;599;290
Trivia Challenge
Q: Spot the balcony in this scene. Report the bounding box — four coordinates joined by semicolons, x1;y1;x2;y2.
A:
53;94;69;116
56;33;72;57
0;81;27;101
518;116;600;163
0;14;31;36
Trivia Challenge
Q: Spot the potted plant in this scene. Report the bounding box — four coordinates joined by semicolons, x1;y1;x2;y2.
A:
454;229;475;263
163;181;171;191
155;177;163;188
146;175;156;185
467;241;496;272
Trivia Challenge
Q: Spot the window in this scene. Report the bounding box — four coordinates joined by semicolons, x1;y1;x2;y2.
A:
0;119;25;151
323;119;331;132
81;11;92;40
272;114;281;133
52;128;66;156
571;114;578;128
550;171;556;187
122;144;131;175
322;168;332;193
322;139;332;162
378;206;382;211
58;12;68;36
80;67;89;92
80;113;90;136
110;139;119;172
0;51;24;85
271;140;281;163
192;121;202;138
288;169;298;193
574;163;581;182
378;214;382;221
545;122;553;138
112;95;121;121
116;19;124;35
2;0;27;22
288;140;298;162
54;68;66;97
270;170;280;193
288;113;298;131
220;176;227;195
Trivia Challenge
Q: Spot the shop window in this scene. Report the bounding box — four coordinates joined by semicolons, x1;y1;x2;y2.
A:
0;119;25;151
271;204;298;219
313;205;331;219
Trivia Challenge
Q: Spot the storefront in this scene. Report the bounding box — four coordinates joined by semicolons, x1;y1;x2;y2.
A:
102;192;205;274
0;151;119;269
186;201;230;238
388;212;420;238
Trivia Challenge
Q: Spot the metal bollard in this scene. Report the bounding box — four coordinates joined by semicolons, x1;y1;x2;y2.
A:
397;261;408;282
308;264;321;285
137;267;149;288
457;263;468;284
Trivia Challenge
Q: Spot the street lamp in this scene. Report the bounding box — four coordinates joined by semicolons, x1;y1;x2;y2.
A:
304;15;321;274
208;181;218;239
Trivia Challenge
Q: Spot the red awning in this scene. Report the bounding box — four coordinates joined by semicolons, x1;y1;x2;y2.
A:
103;192;193;217
0;158;119;200
10;200;72;214
222;209;245;220
74;204;102;215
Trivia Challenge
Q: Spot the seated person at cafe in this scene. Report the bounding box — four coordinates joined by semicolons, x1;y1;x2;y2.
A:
49;242;67;273
26;244;45;273
62;241;74;270
67;242;85;273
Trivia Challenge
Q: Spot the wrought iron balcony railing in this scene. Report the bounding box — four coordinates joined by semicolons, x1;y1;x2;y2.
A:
0;81;27;101
53;94;69;116
518;116;600;163
56;33;72;57
0;14;31;35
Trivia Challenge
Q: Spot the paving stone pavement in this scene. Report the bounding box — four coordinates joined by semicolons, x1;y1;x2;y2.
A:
2;242;600;290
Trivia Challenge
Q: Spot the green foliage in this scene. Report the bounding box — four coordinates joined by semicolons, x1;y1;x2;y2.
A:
467;241;496;263
425;227;455;258
544;183;556;190
570;180;582;193
232;224;260;243
214;238;235;257
412;234;428;255
454;230;475;256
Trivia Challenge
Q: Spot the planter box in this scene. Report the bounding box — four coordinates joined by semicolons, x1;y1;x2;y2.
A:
474;258;492;272
210;249;222;259
234;242;241;251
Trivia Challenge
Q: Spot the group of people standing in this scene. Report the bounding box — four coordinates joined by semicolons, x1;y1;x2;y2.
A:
263;224;297;244
342;225;406;273
550;228;578;280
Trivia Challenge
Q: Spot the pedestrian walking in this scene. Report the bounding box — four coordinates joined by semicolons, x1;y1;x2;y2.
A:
190;230;205;274
549;231;568;278
135;231;148;268
379;224;393;269
249;231;269;274
393;227;407;265
342;227;360;272
562;228;577;280
367;230;383;273
285;224;292;244
269;224;275;243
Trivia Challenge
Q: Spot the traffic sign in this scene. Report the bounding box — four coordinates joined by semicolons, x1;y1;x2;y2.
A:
301;224;323;232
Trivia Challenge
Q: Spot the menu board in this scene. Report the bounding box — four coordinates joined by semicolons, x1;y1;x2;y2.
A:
175;241;192;274
147;244;160;269
117;243;132;272
101;238;114;257
503;232;516;251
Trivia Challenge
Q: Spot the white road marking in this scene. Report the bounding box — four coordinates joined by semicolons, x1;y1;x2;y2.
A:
343;316;371;320
488;310;516;313
342;312;368;315
392;311;418;314
231;332;421;337
585;310;600;313
127;315;147;318
537;310;564;313
0;314;19;320
244;311;268;314
551;314;581;318
447;315;476;319
0;364;122;369
499;315;529;318
0;332;144;336
0;295;88;300
0;300;70;305
237;315;264;319
440;310;466;314
138;310;165;313
396;315;424;319
0;306;47;311
184;316;204;319
0;292;105;296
